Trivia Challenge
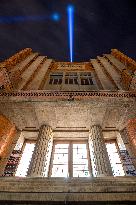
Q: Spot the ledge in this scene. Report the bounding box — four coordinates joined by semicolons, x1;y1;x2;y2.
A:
0;177;136;202
0;90;136;102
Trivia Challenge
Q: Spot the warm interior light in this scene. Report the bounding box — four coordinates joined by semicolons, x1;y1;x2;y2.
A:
106;141;125;176
51;142;90;177
15;143;35;177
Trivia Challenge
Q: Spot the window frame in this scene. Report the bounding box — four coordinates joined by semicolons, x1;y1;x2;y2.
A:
48;140;92;177
49;72;63;85
48;71;95;86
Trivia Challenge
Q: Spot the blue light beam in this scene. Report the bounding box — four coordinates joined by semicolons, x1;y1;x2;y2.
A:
67;5;74;62
0;14;60;24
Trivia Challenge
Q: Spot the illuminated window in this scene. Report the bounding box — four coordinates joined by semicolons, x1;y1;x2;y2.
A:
49;141;91;177
65;73;78;84
105;140;125;176
80;73;93;85
49;73;63;85
15;140;36;177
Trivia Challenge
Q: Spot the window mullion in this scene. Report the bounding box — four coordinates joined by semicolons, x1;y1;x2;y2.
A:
69;142;73;177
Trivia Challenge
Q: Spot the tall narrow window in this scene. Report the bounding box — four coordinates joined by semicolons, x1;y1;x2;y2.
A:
105;140;125;176
65;73;78;84
15;140;36;177
49;72;63;85
80;73;93;85
49;141;91;177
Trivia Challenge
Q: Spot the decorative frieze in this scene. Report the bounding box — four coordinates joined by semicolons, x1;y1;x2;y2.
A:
0;90;135;100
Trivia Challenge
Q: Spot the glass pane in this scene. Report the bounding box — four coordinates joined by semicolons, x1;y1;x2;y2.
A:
15;143;35;177
106;141;125;176
73;143;90;177
55;144;69;149
73;165;90;177
51;143;69;177
55;149;68;154
51;165;68;177
53;153;68;164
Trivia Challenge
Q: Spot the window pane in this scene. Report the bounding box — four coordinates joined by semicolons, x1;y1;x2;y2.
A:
55;143;69;149
73;143;90;177
73;165;90;177
51;143;69;177
106;141;125;176
51;165;68;177
65;73;78;84
15;143;35;177
53;153;68;164
49;73;63;85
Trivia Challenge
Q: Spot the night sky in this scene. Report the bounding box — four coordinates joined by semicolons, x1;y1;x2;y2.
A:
0;0;136;62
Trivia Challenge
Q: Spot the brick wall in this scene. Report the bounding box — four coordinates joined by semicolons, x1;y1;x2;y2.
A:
127;118;136;155
0;114;17;175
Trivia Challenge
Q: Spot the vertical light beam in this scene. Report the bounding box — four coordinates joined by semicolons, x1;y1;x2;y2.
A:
67;5;74;62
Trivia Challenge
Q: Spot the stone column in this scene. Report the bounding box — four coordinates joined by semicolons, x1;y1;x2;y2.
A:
89;125;112;177
27;125;53;177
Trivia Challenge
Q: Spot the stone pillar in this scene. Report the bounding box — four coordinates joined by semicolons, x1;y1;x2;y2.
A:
89;125;112;177
27;125;53;177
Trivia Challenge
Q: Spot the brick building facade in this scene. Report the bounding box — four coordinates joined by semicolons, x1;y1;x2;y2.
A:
0;48;136;204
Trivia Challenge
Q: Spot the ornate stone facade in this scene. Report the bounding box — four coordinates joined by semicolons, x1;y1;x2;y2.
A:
0;48;136;204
